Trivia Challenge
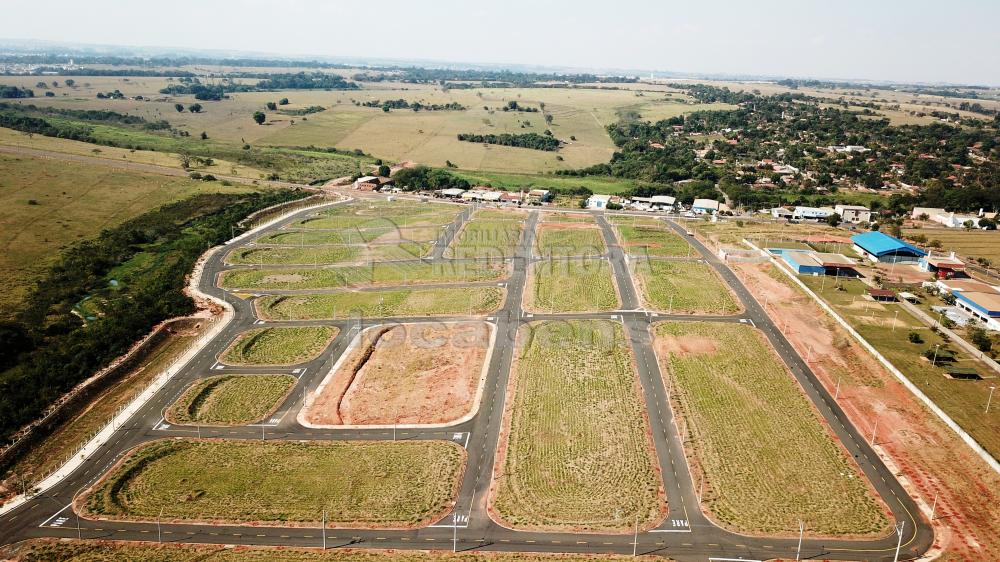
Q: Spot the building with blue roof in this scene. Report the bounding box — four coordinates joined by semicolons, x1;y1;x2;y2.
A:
851;231;926;264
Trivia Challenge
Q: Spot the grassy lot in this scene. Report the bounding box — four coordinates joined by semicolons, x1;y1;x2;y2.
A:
454;170;641;196
261;226;441;245
220;326;338;365
652;321;890;536
527;260;618;313
492;320;664;532
634;260;740;314
902;228;1000;265
535;225;606;257
227;245;361;265
689;219;843;248
220;260;507;290
10;539;669;562
294;205;458;230
798;275;1000;458
82;439;465;527
256;287;504;320
540;212;594;223
616;225;692;257
2;323;199;488
446;219;524;259
166;374;296;425
0;152;253;317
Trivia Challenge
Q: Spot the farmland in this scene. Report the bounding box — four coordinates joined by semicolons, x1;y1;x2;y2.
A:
526;260;619;313
447;219;524;259
634;260;740;314
491;320;665;532
902;227;1000;264
82;439;466;527
220;326;338;365
165;374;296;426
535;225;606;257
220;260;507;290
305;322;490;426
256;287;504;320
651;321;890;536
615;224;692;257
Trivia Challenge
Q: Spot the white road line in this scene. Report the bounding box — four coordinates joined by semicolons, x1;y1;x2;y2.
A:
38;503;72;528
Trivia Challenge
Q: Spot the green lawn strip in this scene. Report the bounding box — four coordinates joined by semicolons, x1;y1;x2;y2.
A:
616;225;692;257
535;227;606;257
447;220;524;259
220;326;338;365
82;439;466;527
220;261;507;290
652;321;890;536
165;374;296;426
493;320;664;532
528;260;618;313
798;276;1000;458
635;260;740;314
256;287;504;320
15;539;669;561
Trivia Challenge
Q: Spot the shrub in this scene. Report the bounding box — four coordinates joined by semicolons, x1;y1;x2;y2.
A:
907;331;922;344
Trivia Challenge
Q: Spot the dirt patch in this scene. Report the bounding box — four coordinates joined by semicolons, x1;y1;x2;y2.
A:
261;273;307;284
654;334;718;357
305;321;491;426
537;222;598;231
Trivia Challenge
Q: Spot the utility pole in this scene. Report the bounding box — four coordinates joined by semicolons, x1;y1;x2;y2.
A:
893;521;905;562
987;385;996;414
322;510;327;550
929;492;938;520
632;514;639;557
452;512;458;553
157;507;163;544
932;344;941;367
870;417;879;447
835;377;841;400
892;310;899;332
795;520;804;560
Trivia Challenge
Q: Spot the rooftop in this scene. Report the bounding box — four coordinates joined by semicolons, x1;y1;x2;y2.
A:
956;291;1000;313
851;231;927;258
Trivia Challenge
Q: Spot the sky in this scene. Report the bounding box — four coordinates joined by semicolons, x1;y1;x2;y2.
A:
5;0;1000;85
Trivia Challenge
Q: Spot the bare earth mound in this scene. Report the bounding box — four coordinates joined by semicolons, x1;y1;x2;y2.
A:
304;321;492;426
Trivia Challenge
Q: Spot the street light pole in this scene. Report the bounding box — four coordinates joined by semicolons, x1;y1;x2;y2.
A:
322;510;327;550
987;385;996;414
452;512;458;553
932;344;941;367
632;515;639;557
870;417;879;447
893;521;905;562
157;507;163;544
795;520;804;561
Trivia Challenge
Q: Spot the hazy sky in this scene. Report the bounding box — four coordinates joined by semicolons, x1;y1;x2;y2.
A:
5;0;999;85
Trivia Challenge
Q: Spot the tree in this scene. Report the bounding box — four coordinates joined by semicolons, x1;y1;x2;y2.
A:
377;164;391;177
963;220;976;231
174;103;184;113
279;97;289;105
64;79;75;87
979;217;997;230
178;152;192;169
253;111;266;125
968;323;992;352
826;212;842;227
188;103;203;113
266;101;277;111
200;131;208;140
889;222;903;238
907;331;923;344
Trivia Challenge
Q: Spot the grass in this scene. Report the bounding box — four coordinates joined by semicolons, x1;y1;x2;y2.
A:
256;287;504;320
260;226;441;245
294;202;459;230
798;275;1000;459
454;170;642;196
615;224;692;257
165;374;296;425
82;439;465;527
902;228;1000;265
446;219;524;259
652;321;890;536
492;320;664;532
227;245;361;265
12;539;670;561
540;212;593;223
219;260;507;290
0;151;253;317
634;260;740;314
535;226;606;257
220;326;338;365
528;260;618;313
689;219;842;248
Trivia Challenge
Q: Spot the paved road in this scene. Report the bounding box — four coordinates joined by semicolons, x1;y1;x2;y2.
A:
0;199;932;561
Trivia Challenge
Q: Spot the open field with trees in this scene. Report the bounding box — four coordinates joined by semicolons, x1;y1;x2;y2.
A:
492;320;664;532
446;219;524;259
305;322;489;426
8;539;669;562
82;439;466;527
902;228;1000;265
535;224;606;257
220;326;338;365
634;260;740;314
220;260;507;290
256;287;504;320
652;321;890;536
526;260;618;313
615;224;692;257
166;374;296;425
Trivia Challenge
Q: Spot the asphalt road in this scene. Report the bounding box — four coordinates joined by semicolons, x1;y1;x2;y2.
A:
0;198;933;562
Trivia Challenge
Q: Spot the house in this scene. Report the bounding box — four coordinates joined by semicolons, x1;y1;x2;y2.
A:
910;207;946;221
354;175;393;191
500;192;523;204
627;196;652;211
587;194;613;209
791;206;834;221
461;189;502;203
691;198;720;214
918;253;966;278
834;204;872;224
436;187;466;199
953;291;1000;331
650;195;676;210
770;207;794;220
527;189;551;203
932;211;986;229
851;231;927;263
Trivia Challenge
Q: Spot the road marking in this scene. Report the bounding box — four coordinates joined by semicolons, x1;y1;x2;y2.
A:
38;503;72;528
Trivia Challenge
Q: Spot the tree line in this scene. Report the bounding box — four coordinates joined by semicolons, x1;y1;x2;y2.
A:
359;99;465;112
456;132;561;151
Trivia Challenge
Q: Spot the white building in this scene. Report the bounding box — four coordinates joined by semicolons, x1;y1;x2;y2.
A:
691;198;720;214
650;195;676;210
586;194;613;209
834;204;872;224
789;206;834;221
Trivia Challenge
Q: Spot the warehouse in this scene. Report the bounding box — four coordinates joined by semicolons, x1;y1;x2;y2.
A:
769;248;857;276
851;231;926;263
953;291;1000;331
919;253;966;278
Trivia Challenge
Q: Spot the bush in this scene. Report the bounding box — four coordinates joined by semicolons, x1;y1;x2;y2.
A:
907;331;923;344
188;171;203;180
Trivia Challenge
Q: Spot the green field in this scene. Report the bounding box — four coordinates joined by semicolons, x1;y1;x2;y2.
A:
540;212;594;223
616;225;692;257
446;219;524;259
256;287;504;320
492;320;664;532
455;170;641;196
166;374;296;425
652;321;889;536
220;260;507;290
227;242;431;265
634;260;740;314
83;439;465;527
535;226;606;257
220;326;338;365
528;260;618;313
13;539;668;562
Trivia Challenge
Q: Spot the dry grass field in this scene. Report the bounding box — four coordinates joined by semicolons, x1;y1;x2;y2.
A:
615;224;692;257
633;260;740;315
535;223;606;257
902;227;1000;264
82;439;466;527
220;260;507;290
652;321;890;536
220;326;338;365
526;260;618;313
491;320;665;532
165;374;296;426
255;287;504;320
